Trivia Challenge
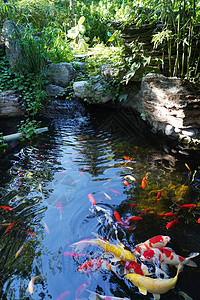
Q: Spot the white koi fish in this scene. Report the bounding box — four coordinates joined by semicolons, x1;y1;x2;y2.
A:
126;264;182;300
134;235;170;256
140;247;199;269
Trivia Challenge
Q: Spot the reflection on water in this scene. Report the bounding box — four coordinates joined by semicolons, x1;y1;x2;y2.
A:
0;99;200;299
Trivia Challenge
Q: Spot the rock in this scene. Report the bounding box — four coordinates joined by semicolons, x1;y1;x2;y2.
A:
139;73;200;139
2;20;25;69
73;77;114;104
100;64;118;82
47;63;77;87
46;84;65;97
72;61;86;70
0;90;24;118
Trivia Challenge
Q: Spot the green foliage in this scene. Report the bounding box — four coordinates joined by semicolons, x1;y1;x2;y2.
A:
0;55;48;116
0;132;8;155
67;16;89;53
17;118;41;141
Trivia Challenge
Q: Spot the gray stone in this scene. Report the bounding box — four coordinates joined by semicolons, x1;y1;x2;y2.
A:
46;84;65;97
0;90;24;117
100;64;118;82
47;63;77;87
73;78;114;104
2;20;25;68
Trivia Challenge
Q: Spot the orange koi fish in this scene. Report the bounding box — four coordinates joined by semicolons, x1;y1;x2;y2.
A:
166;216;182;230
79;169;86;176
15;244;25;258
63;251;87;258
88;194;96;206
177;204;197;211
122;179;130;187
134;235;170;256
124;156;130;161
103;192;111;200
156;212;175;218
140;209;150;215
23;230;37;238
56;290;70;300
140;248;199;268
5;220;18;233
128;203;138;207
0;205;13;211
155;191;162;204
140;173;148;189
108;188;120;194
124;216;143;224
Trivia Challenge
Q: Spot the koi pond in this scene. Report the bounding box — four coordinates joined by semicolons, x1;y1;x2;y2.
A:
0;98;200;300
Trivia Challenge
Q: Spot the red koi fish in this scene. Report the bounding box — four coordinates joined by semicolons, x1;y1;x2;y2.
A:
121;261;144;276
0;206;13;211
177;204;197;211
5;220;18;233
114;211;135;230
23;230;37;238
124;216;143;224
63;251;87;258
140;247;199;268
198;218;200;223
128;203;138;207
75;281;90;300
78;258;117;274
123;156;130;161
79;169;86;176
155;191;162;204
166;216;182;230
156;212;176;218
122;179;130;187
108;189;120;195
140;209;150;215
88;194;96;206
114;210;122;223
56;290;70;300
134;235;170;256
140;173;148;189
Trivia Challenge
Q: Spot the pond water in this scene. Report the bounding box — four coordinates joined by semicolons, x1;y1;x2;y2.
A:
0;98;200;300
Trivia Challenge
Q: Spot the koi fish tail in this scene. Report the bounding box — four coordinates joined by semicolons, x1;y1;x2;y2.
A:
185;252;199;267
71;239;93;252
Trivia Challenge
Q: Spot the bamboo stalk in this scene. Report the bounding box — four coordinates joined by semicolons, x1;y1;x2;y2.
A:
3;127;48;142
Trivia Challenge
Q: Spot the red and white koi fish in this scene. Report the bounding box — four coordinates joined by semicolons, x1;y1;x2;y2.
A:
121;260;144;276
72;237;136;262
177;204;197;211
0;205;13;211
56;290;70;300
88;194;96;206
134;235;170;256
140;247;199;269
140;173;148;189
27;275;41;294
166;216;182;230
87;290;130;300
155;191;162;204
78;258;117;275
156;212;176;218
23;230;37;238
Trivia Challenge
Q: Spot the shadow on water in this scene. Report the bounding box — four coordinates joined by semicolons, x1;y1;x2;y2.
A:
0;98;200;299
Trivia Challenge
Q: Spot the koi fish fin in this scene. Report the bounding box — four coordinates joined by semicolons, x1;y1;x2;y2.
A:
110;257;121;263
153;293;161;300
87;290;100;300
155;266;169;279
110;264;122;279
185;252;199;267
160;263;169;274
71;239;92;252
138;287;147;295
141;263;152;276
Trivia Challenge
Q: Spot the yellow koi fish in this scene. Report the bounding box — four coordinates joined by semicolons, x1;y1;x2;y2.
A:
126;264;182;300
72;237;135;262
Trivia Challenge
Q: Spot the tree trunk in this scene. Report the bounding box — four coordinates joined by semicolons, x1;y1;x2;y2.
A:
70;0;75;27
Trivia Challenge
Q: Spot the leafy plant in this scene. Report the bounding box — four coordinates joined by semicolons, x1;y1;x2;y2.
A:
17;118;41;141
67;16;89;53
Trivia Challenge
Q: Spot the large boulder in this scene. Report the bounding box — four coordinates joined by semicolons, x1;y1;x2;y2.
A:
45;84;65;97
73;76;114;104
47;63;77;87
0;90;24;118
2;20;25;68
138;73;200;142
